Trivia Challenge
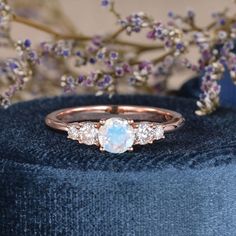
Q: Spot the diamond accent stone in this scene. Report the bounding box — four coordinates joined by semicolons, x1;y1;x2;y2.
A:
153;125;165;140
67;125;80;140
78;122;98;145
135;122;154;145
67;122;98;145
98;118;135;154
135;122;165;145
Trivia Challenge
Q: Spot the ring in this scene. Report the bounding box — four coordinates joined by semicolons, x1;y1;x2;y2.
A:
45;105;185;154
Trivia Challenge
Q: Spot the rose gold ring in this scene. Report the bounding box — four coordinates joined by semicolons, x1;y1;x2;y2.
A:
45;105;184;154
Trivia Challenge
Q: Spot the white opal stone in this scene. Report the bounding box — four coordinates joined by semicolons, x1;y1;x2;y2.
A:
98;118;135;154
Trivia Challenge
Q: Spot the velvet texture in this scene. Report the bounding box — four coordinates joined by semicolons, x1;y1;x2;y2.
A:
0;95;236;236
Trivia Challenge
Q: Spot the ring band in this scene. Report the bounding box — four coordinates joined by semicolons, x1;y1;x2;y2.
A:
45;105;185;154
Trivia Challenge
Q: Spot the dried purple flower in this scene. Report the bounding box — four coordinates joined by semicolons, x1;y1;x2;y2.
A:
102;74;112;85
1;0;236;116
89;57;96;64
53;40;73;57
187;9;195;19
101;0;111;8
115;66;124;77
0;57;32;108
147;23;185;54
119;12;150;35
61;75;76;93
96;47;106;60
196;62;224;115
109;51;119;60
24;39;31;48
16;40;39;65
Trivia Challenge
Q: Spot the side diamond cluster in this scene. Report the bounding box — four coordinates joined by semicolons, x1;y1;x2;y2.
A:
67;122;98;145
134;122;165;145
67;121;164;146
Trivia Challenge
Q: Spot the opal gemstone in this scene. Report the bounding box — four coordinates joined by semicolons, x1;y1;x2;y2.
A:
98;118;135;154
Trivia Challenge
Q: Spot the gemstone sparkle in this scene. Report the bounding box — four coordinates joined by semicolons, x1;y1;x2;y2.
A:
135;122;164;145
67;122;98;145
98;118;135;154
67;120;165;153
67;125;80;140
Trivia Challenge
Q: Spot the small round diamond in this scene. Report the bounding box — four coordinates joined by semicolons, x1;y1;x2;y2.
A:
135;122;154;145
78;122;98;145
67;123;98;145
98;118;135;153
153;125;165;140
135;122;165;145
67;125;80;140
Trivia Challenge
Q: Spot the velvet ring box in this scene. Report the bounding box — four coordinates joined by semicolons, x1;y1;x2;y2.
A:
0;95;236;236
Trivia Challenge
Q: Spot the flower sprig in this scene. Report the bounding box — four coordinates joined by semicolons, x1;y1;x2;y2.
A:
0;39;37;107
0;0;11;31
0;0;236;115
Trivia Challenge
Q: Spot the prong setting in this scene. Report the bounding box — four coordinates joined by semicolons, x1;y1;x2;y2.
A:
127;119;134;125
99;119;106;125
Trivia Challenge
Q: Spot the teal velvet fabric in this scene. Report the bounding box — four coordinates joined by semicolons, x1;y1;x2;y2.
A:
0;95;236;236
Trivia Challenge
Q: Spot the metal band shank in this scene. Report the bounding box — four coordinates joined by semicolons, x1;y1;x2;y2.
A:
45;105;184;132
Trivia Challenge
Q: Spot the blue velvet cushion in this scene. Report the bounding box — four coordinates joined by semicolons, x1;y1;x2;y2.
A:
0;95;236;236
